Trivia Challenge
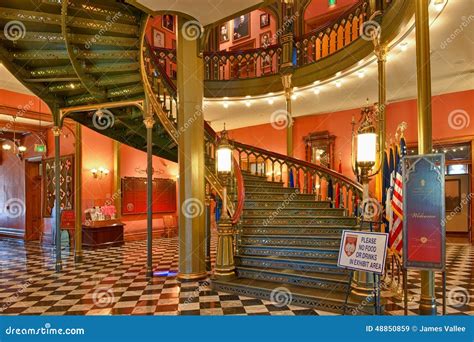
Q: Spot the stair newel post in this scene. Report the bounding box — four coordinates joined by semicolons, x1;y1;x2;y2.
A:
214;128;236;280
143;114;155;279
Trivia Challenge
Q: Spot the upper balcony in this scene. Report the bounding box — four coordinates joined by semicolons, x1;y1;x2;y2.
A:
143;0;411;98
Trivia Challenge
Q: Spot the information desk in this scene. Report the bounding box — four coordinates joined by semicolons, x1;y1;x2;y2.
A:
82;220;124;249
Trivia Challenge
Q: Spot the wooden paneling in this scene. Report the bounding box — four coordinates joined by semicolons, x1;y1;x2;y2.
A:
0;151;25;233
25;161;42;241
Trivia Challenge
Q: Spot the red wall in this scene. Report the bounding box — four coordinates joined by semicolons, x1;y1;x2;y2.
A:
229;90;474;181
303;0;358;33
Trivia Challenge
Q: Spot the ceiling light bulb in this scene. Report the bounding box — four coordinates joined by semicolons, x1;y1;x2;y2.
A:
313;80;320;85
358;70;365;78
245;101;251;107
2;143;11;151
335;80;342;88
313;88;320;95
245;95;251;99
223;102;229;108
400;42;408;52
336;71;341;77
18;145;27;152
267;98;274;105
291;93;297;100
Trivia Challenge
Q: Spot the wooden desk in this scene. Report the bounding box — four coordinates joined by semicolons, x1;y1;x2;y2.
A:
82;220;124;249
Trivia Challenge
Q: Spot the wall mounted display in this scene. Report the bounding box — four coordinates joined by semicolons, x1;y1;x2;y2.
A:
122;177;176;215
233;14;250;41
260;12;270;28
162;14;175;33
219;22;230;43
445;179;461;212
152;28;165;48
43;154;74;217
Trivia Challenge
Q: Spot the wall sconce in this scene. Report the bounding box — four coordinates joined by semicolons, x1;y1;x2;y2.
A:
91;167;109;179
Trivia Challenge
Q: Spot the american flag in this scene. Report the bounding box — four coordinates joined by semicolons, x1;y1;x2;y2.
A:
389;138;406;254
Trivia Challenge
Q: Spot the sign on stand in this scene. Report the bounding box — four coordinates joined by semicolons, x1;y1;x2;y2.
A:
337;231;388;274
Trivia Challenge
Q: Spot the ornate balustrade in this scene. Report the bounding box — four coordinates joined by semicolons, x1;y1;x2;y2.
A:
295;1;369;67
149;0;372;82
231;140;363;213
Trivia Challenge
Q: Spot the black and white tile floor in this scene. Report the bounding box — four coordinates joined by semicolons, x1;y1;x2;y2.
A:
0;238;472;316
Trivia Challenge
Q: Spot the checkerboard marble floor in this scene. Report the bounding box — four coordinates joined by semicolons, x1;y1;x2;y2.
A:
0;238;472;316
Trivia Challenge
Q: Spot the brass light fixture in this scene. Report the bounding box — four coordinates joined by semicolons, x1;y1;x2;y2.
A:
214;125;236;279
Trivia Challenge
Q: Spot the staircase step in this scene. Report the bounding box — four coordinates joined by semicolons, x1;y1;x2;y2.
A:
244;192;319;201
244;186;303;194
244;200;331;209
240;234;341;248
239;244;339;260
236;266;350;292
235;255;348;275
243;208;346;217
242;216;357;227
241;225;357;236
212;277;357;314
243;180;284;188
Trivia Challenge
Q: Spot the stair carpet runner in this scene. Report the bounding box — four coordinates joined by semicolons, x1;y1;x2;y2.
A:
213;171;361;314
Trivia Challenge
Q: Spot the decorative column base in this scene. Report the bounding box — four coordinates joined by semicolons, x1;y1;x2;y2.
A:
213;217;236;281
350;271;383;315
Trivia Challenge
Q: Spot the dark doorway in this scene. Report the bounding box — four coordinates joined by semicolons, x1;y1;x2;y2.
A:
25;160;42;241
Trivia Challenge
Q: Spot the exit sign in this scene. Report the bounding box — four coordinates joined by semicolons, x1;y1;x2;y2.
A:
34;144;46;153
329;0;337;6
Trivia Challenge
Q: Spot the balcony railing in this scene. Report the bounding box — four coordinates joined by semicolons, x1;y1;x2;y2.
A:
149;0;371;82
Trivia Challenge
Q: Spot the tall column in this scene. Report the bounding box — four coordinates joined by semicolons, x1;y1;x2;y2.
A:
113;140;122;219
176;17;207;281
415;0;436;316
375;44;387;201
52;125;62;272
282;74;293;157
144;113;155;279
204;184;211;271
74;123;83;263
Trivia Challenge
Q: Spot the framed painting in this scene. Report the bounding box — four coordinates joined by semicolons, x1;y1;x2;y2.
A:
233;13;250;42
152;28;165;48
219;22;230;43
260;12;270;28
162;14;175;33
260;30;272;48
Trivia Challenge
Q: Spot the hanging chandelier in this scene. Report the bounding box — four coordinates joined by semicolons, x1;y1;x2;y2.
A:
1;116;27;155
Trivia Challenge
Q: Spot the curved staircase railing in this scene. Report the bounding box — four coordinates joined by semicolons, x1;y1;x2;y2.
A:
142;38;245;222
232;140;363;213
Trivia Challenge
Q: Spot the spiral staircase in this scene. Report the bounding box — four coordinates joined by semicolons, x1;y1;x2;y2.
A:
0;0;412;314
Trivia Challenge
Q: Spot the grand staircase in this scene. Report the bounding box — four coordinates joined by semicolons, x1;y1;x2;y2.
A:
0;0;402;314
213;171;362;313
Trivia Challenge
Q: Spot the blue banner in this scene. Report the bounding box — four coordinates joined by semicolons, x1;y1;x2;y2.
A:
0;316;472;342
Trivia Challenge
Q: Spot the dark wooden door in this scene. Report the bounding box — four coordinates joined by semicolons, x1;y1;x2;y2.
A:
25;161;42;241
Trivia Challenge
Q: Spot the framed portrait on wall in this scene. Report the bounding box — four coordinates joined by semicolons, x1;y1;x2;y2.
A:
233;14;250;41
260;30;272;48
162;14;175;33
152;28;165;48
260;13;270;28
219;22;230;43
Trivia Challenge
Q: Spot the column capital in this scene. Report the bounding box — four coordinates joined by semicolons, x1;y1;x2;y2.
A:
52;126;62;136
374;43;388;62
143;116;155;129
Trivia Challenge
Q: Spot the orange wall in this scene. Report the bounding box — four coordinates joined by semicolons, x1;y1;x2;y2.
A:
219;9;278;51
146;15;176;49
229;90;474;181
